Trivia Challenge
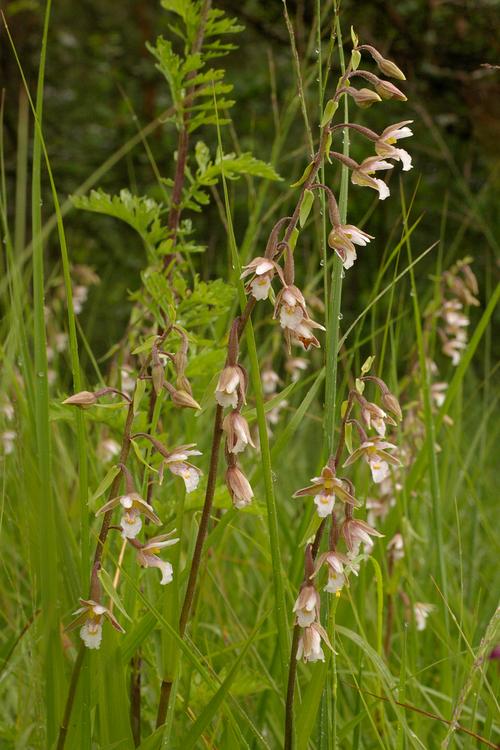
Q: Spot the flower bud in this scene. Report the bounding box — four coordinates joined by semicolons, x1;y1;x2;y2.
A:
345;87;382;108
165;383;201;410
373;79;407;101
381;391;402;421
226;465;253;509
152;363;165;396
63;390;97;407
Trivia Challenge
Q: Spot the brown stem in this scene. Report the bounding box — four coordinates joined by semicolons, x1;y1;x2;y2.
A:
130;653;142;746
56;646;85;750
284;625;300;750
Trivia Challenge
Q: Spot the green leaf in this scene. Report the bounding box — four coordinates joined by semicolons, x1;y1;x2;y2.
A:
290;161;313;188
72;189;168;248
351;49;361;71
320;98;338;127
98;567;131;622
299;189;315;228
133;378;147;415
89;465;121;506
183;615;266;749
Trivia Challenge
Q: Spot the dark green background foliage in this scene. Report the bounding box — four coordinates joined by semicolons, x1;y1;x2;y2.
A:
2;0;499;356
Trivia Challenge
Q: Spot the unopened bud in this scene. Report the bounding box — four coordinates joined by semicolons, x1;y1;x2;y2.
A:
381;391;402;421
63;390;97;407
165;383;200;410
374;79;407;101
226;464;253;509
173;350;188;375
176;374;193;395
345;87;382;108
152;363;165;395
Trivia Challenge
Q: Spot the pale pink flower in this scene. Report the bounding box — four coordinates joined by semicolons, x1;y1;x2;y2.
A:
351;157;393;200
343;437;401;484
66;598;124;650
226;465;253;509
414;602;434;631
328;224;374;269
294;465;359;519
96;491;161;539
136;533;179;585
293;584;320;627
215;365;246;409
223;411;255;454
343;518;384;556
296;623;332;663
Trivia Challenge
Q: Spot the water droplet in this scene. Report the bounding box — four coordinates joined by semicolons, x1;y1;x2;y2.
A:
315;48;320;55
319;260;325;267
37;371;45;378
271;471;278;483
338;313;343;320
39;200;43;206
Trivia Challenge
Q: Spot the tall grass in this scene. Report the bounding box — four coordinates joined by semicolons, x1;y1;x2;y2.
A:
0;2;499;749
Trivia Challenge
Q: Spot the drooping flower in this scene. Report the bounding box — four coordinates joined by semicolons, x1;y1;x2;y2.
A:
96;491;161;539
226;464;254;509
274;285;307;331
294;465;359;518
343;437;401;483
134;532;179;585
351;156;393;200
296;622;332;663
293;584;320;627
359;399;397;437
327;224;374;269
66;598;124;650
240;257;280;301
315;550;354;595
161;444;203;493
215;365;247;409
342;518;384;556
375;120;413;171
414;602;435;631
222;411;255;454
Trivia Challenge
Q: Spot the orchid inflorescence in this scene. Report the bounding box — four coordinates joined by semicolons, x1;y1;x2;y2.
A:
292;364;404;662
62;325;203;649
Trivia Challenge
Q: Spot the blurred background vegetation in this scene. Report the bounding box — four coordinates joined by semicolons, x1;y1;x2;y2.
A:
2;0;499;363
